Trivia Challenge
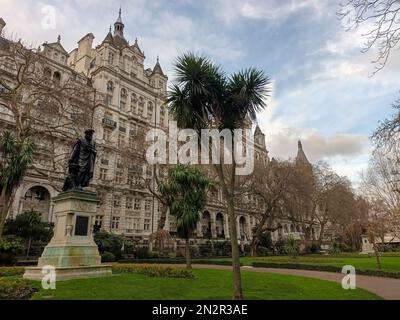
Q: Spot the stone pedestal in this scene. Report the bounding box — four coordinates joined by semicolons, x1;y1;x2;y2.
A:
360;235;374;255
24;190;112;281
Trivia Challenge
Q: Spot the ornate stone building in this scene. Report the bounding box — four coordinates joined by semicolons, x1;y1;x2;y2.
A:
0;11;319;248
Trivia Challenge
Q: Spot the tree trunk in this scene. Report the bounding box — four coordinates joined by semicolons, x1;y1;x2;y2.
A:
26;236;32;258
250;238;258;257
318;222;326;245
213;162;243;300
373;243;381;270
185;238;192;270
227;198;243;300
0;192;12;239
369;231;382;270
158;207;168;230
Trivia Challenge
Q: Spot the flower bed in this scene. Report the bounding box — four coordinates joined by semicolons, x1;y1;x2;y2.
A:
112;264;195;279
0;278;37;300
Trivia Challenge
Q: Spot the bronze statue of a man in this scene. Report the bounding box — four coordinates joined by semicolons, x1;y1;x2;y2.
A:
63;129;97;191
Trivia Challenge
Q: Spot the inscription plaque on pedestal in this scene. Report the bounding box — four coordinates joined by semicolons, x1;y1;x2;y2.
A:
75;216;89;236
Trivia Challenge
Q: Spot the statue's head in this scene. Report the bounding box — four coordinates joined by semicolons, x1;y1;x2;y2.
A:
84;129;95;141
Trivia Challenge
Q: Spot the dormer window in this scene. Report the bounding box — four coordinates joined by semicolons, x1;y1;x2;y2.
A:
107;81;114;93
160;106;165;125
53;72;61;85
121;88;127;100
147;102;154;121
43;68;52;79
138;97;144;117
108;52;114;65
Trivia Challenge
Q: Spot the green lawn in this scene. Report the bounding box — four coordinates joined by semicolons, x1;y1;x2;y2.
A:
207;255;400;272
30;268;380;300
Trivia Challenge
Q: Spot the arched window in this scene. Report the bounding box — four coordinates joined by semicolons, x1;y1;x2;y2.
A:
216;213;224;238
239;217;246;240
202;211;212;239
22;186;51;222
138;96;144;107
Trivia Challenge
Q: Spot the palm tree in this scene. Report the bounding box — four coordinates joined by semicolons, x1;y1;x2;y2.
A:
0;130;36;238
168;53;270;299
160;165;213;269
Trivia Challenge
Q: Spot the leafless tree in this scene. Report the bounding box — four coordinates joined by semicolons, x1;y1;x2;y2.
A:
372;99;400;171
339;0;400;74
313;162;356;245
0;36;100;217
246;159;294;256
361;149;400;239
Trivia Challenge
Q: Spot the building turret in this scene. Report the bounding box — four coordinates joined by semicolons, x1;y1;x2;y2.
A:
254;125;266;149
150;56;168;90
0;18;6;35
296;140;312;172
114;8;125;37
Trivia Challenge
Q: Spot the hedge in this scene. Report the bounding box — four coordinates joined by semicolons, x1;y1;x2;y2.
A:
0;267;25;277
112;264;195;279
117;258;239;267
252;262;400;279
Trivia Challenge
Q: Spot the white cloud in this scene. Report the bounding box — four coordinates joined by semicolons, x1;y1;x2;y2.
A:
211;0;330;25
264;127;368;162
0;0;246;76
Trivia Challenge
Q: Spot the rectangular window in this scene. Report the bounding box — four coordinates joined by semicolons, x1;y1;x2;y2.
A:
133;218;140;231
144;219;151;231
145;200;152;212
126;197;133;210
118;134;125;147
115;171;123;184
134;198;141;211
127;218;140;231
111;217;120;230
95;215;103;229
120;101;126;111
100;168;108;180
113;195;121;208
103;129;112;142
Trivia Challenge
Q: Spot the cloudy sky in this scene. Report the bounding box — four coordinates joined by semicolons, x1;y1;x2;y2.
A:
1;0;399;185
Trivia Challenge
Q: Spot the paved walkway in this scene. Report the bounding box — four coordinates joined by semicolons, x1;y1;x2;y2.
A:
170;264;400;300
